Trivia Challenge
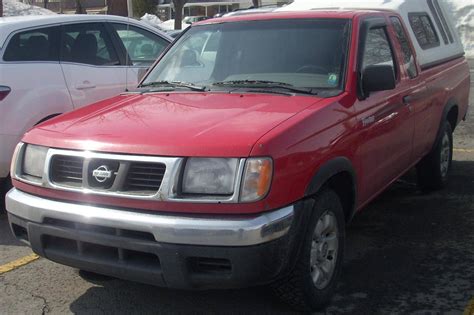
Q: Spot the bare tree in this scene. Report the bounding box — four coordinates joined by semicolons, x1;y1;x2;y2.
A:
75;0;86;14
0;0;3;17
133;0;156;17
44;0;49;9
173;0;187;30
252;0;259;8
108;0;128;17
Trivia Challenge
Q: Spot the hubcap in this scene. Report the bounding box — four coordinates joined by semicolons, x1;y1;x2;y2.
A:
310;211;339;289
440;132;451;178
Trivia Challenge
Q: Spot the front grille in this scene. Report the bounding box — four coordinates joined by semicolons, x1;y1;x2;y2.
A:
125;162;166;194
49;154;166;195
50;155;84;187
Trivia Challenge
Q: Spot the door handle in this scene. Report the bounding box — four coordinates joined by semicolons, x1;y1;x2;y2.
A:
76;82;96;90
403;95;413;104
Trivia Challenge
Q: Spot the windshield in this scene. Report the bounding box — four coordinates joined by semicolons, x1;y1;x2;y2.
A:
143;19;351;94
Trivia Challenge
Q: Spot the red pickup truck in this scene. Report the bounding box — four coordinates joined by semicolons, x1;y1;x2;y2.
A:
6;5;470;311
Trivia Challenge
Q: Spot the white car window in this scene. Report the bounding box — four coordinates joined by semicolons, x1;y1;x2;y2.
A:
4;26;60;62
61;23;119;66
112;23;169;67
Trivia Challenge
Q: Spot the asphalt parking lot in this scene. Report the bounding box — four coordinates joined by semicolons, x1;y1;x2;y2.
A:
1;62;473;314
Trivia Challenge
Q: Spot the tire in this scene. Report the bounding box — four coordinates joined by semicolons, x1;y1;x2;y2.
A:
416;121;453;192
272;189;345;312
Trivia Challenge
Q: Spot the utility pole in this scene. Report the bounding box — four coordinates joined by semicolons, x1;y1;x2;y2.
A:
126;0;132;17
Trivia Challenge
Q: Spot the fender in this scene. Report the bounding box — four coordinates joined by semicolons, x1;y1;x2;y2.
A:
304;157;357;219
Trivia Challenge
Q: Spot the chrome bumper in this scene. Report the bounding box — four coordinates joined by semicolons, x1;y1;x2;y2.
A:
6;188;294;247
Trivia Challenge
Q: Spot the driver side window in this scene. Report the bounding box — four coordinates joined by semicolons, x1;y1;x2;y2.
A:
363;28;396;77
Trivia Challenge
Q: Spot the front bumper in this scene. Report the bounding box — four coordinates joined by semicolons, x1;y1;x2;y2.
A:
6;189;307;289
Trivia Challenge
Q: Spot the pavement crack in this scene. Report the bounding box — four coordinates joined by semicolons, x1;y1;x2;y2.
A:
3;280;50;314
31;293;50;315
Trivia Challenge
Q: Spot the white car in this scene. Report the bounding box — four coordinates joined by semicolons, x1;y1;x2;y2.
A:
0;15;172;190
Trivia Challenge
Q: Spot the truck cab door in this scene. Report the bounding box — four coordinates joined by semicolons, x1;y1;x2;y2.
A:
354;19;415;203
390;16;431;160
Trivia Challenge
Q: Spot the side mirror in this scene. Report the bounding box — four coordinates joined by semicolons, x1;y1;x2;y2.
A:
362;65;396;98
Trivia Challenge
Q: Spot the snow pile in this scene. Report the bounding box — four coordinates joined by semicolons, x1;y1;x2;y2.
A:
160;19;175;30
3;0;56;16
445;0;473;57
160;19;190;31
140;13;163;28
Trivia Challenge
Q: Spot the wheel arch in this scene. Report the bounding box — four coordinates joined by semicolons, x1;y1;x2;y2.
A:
304;157;357;223
2;113;63;180
35;113;62;126
432;98;459;152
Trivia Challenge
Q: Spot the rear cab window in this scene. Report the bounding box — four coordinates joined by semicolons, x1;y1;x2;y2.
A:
3;26;60;62
390;16;418;79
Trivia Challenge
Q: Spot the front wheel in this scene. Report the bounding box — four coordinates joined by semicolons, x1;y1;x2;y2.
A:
417;121;453;191
272;189;345;311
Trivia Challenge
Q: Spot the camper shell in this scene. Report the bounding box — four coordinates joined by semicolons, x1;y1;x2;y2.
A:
280;0;465;68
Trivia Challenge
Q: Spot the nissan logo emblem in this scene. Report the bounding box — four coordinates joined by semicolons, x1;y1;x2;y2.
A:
92;165;113;183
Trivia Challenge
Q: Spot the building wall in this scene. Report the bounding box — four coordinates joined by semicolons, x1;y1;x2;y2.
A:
32;0;106;13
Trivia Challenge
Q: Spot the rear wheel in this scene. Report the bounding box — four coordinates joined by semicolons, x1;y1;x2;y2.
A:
272;189;345;311
417;121;453;191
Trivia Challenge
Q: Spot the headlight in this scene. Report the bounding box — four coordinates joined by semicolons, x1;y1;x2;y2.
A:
240;158;273;202
182;158;239;195
22;144;48;178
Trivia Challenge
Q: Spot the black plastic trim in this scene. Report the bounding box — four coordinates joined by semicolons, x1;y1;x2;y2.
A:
7;203;307;290
356;17;398;100
420;53;465;70
304;157;357;220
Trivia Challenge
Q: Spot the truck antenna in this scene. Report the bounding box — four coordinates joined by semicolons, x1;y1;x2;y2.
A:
125;17;131;92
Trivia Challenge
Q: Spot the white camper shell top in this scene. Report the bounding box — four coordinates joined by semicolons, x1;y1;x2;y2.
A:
279;0;465;68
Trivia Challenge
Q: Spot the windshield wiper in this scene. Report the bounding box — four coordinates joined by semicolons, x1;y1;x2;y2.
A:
212;80;318;95
140;81;206;92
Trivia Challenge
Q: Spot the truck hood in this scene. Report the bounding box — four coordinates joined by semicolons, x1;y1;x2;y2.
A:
24;92;322;157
